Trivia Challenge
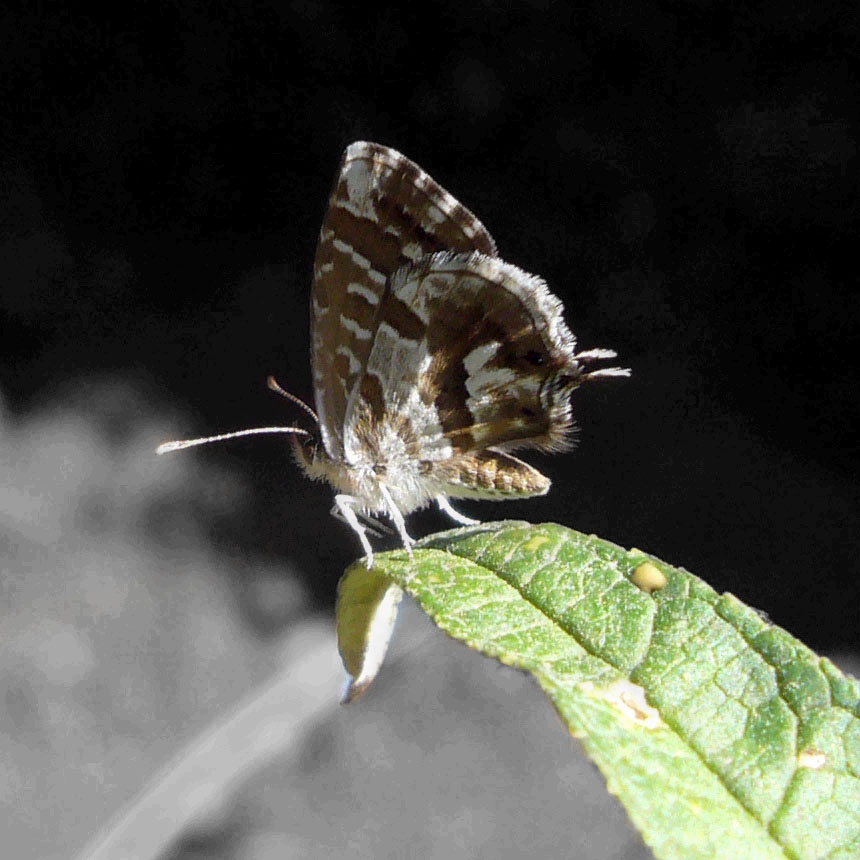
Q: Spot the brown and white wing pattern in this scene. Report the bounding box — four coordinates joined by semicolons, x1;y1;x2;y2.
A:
160;142;626;570
310;142;497;459
346;251;628;502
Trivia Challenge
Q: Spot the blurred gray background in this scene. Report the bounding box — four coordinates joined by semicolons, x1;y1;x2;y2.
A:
2;3;859;858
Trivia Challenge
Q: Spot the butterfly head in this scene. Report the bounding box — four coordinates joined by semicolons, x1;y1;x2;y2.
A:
289;425;323;473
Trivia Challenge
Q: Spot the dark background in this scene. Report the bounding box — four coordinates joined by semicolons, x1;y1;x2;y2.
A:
3;2;858;648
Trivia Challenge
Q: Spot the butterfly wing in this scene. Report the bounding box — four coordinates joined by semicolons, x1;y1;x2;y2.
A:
347;251;620;499
310;142;497;460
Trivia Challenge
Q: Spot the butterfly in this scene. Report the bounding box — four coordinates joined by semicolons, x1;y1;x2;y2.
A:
158;142;628;567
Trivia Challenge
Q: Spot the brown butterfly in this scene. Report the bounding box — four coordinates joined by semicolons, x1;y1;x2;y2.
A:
159;142;628;566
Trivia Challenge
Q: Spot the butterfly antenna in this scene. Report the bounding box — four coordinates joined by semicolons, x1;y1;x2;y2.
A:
156;425;312;455
267;375;320;425
574;348;632;380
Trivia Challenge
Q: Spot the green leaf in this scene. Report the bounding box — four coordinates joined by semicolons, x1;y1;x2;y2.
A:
337;521;860;860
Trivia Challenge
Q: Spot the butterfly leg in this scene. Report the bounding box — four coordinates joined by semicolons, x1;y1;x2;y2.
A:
332;494;376;568
378;484;414;560
360;513;394;537
436;495;480;526
331;499;392;538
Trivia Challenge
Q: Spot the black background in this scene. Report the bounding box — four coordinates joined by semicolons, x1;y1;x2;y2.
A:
3;3;858;648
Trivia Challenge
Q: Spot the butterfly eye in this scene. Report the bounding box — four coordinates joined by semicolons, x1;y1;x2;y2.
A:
523;350;544;366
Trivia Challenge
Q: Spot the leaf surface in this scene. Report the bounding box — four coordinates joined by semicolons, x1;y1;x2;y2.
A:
338;522;860;860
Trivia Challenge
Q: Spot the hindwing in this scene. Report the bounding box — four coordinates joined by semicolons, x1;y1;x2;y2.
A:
345;251;592;498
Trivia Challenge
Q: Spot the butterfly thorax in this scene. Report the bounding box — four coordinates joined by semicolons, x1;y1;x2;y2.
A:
292;410;435;516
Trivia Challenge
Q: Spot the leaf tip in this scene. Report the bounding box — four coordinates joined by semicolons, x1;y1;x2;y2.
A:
341;674;373;705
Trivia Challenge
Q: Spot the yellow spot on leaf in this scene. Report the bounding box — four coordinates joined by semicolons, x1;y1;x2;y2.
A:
631;561;667;593
523;534;551;551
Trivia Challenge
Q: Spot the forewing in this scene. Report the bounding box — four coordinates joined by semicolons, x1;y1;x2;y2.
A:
310;142;497;458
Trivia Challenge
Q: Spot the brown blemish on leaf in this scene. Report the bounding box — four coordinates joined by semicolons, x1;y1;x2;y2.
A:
797;748;827;770
582;679;664;729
